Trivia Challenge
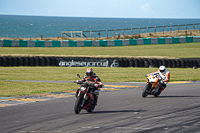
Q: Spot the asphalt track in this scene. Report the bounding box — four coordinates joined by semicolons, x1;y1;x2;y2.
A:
0;81;200;133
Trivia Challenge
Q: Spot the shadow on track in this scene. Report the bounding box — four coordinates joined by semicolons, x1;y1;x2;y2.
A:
92;110;146;114
148;95;200;98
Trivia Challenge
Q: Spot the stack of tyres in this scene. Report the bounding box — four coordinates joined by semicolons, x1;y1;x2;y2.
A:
134;59;139;67
180;59;186;68
49;57;57;66
171;59;176;68
176;59;181;68
134;59;144;67
197;60;200;67
0;56;199;68
123;58;130;67
157;59;163;67
43;57;50;66
2;57;8;66
38;57;45;66
128;59;134;67
143;59;149;67
33;56;39;66
12;57;18;66
167;59;173;68
28;57;34;66
161;59;167;67
139;59;144;67
152;59;159;67
22;57;29;66
148;59;156;67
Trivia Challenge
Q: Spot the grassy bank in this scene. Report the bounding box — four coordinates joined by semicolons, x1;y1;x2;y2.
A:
0;42;200;97
0;81;75;97
0;67;200;97
0;43;200;58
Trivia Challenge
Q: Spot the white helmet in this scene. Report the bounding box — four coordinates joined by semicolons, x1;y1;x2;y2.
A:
159;66;166;74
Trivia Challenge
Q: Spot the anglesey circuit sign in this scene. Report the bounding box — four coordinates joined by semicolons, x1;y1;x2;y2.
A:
59;59;119;67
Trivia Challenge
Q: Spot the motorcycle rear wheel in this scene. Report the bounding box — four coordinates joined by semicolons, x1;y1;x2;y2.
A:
74;96;82;114
154;89;161;97
142;84;151;98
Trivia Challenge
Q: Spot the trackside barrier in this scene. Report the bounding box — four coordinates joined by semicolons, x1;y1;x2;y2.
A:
0;36;200;47
0;56;200;68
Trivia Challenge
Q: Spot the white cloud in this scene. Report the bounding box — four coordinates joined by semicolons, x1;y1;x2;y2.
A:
140;3;151;12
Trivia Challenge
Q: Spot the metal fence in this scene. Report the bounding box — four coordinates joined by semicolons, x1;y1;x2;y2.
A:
61;23;200;38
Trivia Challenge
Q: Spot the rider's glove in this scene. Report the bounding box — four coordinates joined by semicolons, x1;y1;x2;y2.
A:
76;80;82;84
94;84;99;88
160;80;164;84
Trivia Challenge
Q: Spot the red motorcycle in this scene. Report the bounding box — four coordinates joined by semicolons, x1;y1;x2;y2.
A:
74;74;99;114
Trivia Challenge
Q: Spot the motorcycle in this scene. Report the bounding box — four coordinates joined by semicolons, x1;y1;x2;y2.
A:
142;73;162;98
74;74;99;114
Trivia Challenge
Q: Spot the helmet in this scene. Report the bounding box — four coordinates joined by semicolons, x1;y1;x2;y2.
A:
86;68;94;77
159;66;166;74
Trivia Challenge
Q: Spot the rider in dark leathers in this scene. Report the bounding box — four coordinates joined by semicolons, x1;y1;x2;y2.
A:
75;68;102;105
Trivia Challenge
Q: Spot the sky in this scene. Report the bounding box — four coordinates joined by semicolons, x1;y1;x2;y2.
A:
0;0;200;18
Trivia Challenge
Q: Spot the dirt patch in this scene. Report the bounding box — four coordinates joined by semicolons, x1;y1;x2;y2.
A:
1;30;200;41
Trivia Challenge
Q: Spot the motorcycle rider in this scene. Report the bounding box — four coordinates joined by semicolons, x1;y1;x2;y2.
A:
150;65;170;92
75;68;102;105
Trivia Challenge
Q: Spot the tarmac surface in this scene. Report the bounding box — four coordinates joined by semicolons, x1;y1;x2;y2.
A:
0;81;200;133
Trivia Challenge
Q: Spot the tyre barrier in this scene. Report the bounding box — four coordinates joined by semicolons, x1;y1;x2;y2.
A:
0;56;200;68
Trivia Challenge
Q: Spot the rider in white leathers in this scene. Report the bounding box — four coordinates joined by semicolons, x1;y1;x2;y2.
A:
150;66;170;92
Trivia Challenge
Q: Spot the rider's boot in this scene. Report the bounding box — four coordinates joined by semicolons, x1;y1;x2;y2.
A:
94;97;98;105
94;90;99;105
160;88;165;92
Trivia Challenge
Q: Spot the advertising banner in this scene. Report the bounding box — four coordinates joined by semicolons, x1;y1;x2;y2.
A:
58;58;119;67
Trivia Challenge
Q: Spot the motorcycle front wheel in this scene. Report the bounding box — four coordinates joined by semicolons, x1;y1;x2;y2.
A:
74;96;82;114
142;84;151;98
86;104;95;113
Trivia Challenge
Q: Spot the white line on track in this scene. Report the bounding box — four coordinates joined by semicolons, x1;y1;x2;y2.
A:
117;127;151;130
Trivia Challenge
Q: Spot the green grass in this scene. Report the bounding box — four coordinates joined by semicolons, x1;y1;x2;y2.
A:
0;42;200;58
0;81;75;97
1;67;200;82
0;42;200;97
0;67;200;97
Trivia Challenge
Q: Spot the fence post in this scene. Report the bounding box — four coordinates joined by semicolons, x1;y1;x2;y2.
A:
61;31;63;37
178;25;180;32
170;25;172;33
193;24;195;30
114;29;116;37
90;31;92;38
71;31;73;38
98;30;100;38
80;31;82;38
185;24;187;31
162;26;164;34
155;26;156;33
106;30;108;38
123;29;124;36
138;28;140;35
131;28;132;35
147;27;148;34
